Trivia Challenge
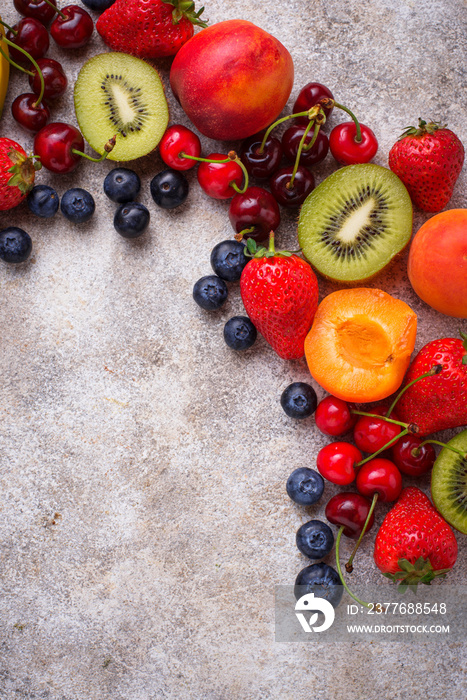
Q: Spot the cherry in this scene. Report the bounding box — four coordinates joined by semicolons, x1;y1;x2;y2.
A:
325;492;375;539
316;442;362;486
13;0;58;24
269;165;314;208
34;122;115;173
11;93;50;133
329;122;378;165
28;58;67;101
50;5;94;49
197;153;244;200
353;406;402;454
391;434;436;477
228;186;280;243
239;133;282;179
159;124;201;171
315;396;357;437
282;125;329;167
6;18;49;67
356;458;402;502
293;82;334;127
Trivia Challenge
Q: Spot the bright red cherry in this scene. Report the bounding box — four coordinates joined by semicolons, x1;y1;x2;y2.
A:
159;124;201;171
29;58;68;101
13;0;58;24
6;18;49;67
228;186;280;243
197;153;244;200
316;442;362;486
356;458;402;502
282;125;329;167
325;492;375;539
50;5;94;49
239;133;283;179
391;434;436;477
315;396;356;437
34;122;84;173
329;122;378;165
293;82;334;126
11;93;50;133
353;406;401;454
269;165;314;208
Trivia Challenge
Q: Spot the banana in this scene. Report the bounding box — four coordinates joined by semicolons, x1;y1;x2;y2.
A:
0;16;10;120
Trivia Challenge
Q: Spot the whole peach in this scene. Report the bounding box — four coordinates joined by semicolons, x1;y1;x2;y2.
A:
407;209;467;318
169;20;294;141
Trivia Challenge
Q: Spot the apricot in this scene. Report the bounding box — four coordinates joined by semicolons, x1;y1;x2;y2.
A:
304;288;417;403
407;209;467;318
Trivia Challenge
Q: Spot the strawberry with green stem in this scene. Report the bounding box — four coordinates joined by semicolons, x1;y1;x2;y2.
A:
0;137;40;211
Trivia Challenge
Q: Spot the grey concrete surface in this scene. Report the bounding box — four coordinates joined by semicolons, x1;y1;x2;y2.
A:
0;0;466;698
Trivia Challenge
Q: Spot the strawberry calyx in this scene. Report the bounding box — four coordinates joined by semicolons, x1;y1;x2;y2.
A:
383;556;451;592
162;0;208;27
244;231;295;259
460;330;467;365
6;148;41;195
397;118;447;140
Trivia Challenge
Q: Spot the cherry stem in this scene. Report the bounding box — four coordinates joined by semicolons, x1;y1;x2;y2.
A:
385;365;443;418
234;227;255;242
258;105;326;154
287;118;315;189
0;37;45;106
332;100;363;143
351;409;409;429
357;428;410;467
181;151;249;194
335;526;371;608
41;0;66;20
0;20;17;35
345;493;379;573
416;439;467;461
72;136;117;163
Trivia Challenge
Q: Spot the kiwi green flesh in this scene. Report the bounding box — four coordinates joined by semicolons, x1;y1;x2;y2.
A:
74;52;169;162
432;429;467;534
298;164;413;282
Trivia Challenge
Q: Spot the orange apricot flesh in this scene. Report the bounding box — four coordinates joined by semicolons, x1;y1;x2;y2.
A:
304;288;417;403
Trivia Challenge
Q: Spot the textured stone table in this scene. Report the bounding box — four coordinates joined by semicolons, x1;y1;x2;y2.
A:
0;1;466;698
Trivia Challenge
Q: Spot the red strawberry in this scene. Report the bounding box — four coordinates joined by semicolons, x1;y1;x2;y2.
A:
240;233;319;360
96;0;207;59
388;119;464;212
396;333;467;435
374;487;458;590
0;137;40;212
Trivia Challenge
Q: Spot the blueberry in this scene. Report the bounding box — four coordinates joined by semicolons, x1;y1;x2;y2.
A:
296;520;334;560
286;467;324;506
27;185;59;218
224;316;257;350
280;382;317;419
61;188;95;223
210;240;248;281
193;275;228;310
294;563;343;608
0;227;32;263
114;202;150;238
81;0;116;11
150;169;189;209
104;167;141;203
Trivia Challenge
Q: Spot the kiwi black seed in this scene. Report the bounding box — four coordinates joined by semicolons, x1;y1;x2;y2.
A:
74;52;169;162
432;429;467;534
297;164;413;282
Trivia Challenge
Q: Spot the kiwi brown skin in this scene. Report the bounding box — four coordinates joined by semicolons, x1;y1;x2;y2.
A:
432;429;467;534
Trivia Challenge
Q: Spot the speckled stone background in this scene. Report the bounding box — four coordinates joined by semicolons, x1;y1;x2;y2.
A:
0;1;466;698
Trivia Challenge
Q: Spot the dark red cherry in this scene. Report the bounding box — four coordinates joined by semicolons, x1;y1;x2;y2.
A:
228;186;280;242
269;165;314;208
50;5;94;49
391;435;436;477
282;125;329;167
293;82;334;127
34;122;84;173
239;133;283;179
13;0;58;24
325;492;375;539
11;93;50;133
6;18;49;67
28;58;68;101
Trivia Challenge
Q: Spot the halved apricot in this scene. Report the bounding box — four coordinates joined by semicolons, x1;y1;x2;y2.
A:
304;288;417;403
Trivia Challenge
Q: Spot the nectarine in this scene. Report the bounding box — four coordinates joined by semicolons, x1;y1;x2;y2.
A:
407;209;467;318
169;20;294;141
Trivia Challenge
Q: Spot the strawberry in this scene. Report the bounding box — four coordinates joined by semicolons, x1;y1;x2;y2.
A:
388;119;464;212
396;333;467;435
374;487;458;591
240;234;319;360
0;137;40;212
96;0;207;59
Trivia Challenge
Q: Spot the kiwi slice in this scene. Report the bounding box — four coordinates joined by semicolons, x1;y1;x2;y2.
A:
74;52;169;162
432;430;467;534
297;164;412;282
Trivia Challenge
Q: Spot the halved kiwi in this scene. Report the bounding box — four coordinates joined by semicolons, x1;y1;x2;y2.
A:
432;429;467;534
74;52;169;162
297;164;412;282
